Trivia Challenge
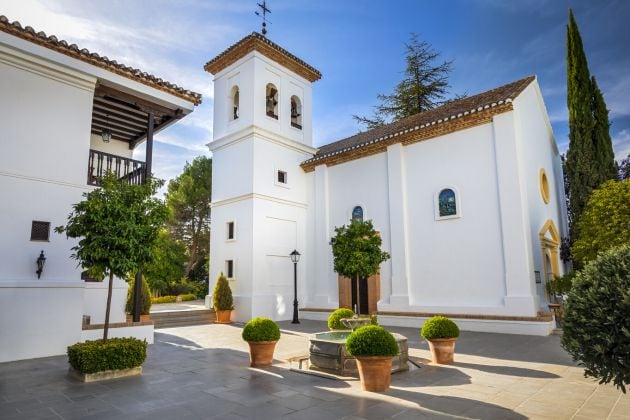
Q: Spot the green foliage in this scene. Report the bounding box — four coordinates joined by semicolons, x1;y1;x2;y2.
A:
125;275;151;315
242;318;281;342
346;325;399;357
572;180;630;264
353;33;462;130
561;246;630;393
565;9;618;236
179;293;197;301
328;308;355;330
370;314;378;326
67;338;147;374
152;295;177;304
56;173;167;339
421;316;460;340
545;271;576;298
212;272;234;311
143;230;187;294
166;156;212;275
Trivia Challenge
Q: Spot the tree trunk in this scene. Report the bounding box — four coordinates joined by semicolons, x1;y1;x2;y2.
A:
355;273;361;316
103;270;114;340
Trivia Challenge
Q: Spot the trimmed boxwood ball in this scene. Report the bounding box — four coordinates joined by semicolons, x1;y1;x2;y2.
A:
346;325;398;357
562;245;630;393
242;317;281;342
67;338;147;374
421;316;460;340
328;308;355;330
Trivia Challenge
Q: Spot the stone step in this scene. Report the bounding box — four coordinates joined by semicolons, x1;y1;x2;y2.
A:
151;309;216;329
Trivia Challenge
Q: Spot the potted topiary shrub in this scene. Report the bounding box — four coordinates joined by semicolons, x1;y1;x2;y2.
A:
421;316;460;364
213;272;234;323
67;337;147;382
345;325;399;392
242;317;281;367
328;308;355;330
125;275;152;322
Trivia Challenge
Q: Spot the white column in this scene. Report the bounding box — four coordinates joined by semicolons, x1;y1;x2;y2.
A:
386;143;410;307
312;164;333;306
492;111;537;316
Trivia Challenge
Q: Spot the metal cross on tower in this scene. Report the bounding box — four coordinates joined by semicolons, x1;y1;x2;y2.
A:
255;1;271;36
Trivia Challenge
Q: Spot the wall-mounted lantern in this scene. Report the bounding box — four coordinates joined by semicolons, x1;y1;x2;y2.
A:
36;250;46;279
101;129;112;143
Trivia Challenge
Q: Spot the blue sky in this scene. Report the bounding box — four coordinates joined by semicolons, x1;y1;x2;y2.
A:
2;0;628;186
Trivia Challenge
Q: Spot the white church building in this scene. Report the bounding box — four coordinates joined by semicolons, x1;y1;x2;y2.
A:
206;33;568;335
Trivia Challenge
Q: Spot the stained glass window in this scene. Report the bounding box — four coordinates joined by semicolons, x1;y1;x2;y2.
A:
352;206;363;223
438;189;457;217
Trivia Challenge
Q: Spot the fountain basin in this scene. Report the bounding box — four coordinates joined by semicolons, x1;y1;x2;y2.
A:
309;331;409;377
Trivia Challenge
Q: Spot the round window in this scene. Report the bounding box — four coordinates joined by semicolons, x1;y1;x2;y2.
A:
539;169;550;204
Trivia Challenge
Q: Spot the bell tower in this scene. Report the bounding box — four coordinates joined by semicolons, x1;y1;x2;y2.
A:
204;33;321;321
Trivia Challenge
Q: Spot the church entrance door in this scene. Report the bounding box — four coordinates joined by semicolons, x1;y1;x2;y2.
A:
351;276;369;315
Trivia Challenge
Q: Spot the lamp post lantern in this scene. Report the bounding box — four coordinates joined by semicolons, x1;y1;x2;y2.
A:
36;250;46;279
290;249;301;324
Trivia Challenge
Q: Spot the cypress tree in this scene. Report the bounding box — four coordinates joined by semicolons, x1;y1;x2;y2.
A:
591;76;618;182
565;9;617;237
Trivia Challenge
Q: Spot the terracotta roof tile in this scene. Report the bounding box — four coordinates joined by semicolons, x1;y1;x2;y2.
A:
0;15;202;105
204;32;321;82
303;75;535;167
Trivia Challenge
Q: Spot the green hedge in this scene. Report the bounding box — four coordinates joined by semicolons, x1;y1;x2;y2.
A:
421;316;460;340
328;308;355;330
346;325;398;357
152;295;177;304
67;338;147;374
562;246;630;393
242;317;281;342
179;293;197;301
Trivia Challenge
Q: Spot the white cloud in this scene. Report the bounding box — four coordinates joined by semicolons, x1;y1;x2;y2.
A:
612;129;630;161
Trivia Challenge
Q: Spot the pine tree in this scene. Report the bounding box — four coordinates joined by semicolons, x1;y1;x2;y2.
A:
353;33;461;130
565;9;617;237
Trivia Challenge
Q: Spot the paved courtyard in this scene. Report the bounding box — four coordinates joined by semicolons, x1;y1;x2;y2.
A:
1;320;628;419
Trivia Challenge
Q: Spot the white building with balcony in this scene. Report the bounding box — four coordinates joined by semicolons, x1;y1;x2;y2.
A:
0;16;200;362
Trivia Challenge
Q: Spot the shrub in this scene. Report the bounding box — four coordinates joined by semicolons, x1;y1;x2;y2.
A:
370;314;378;325
562;246;630;392
242;318;281;342
421;316;460;340
152;295;177;304
67;338;147;374
346;325;398;357
179;293;197;301
328;308;355;330
125;275;151;315
213;272;234;311
545;271;575;298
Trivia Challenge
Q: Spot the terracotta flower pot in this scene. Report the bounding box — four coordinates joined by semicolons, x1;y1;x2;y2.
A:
247;341;277;367
215;309;232;324
427;338;457;364
355;356;393;392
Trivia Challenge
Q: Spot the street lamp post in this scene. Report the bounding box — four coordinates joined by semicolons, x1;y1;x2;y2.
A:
290;250;301;324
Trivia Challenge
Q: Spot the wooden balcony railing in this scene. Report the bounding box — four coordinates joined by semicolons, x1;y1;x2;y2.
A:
87;149;146;186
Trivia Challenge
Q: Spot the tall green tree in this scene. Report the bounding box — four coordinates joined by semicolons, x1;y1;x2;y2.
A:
331;220;390;315
56;174;167;339
354;33;461;130
565;9;618;237
166;156;212;275
143;230;187;294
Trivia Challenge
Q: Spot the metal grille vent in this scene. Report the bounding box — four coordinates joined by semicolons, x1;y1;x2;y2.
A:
30;221;50;241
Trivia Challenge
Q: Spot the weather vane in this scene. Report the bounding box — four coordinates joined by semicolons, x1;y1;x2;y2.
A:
255;1;271;36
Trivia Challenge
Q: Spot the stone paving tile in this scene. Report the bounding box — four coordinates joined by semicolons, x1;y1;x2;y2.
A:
1;320;629;419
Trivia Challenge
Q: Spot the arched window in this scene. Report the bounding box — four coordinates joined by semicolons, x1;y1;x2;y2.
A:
351;206;364;223
290;95;302;129
230;86;239;121
266;83;278;119
438;189;457;217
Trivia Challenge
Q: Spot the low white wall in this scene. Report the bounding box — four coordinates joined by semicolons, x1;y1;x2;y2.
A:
0;281;84;363
299;310;554;336
81;324;154;344
83;278;128;324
